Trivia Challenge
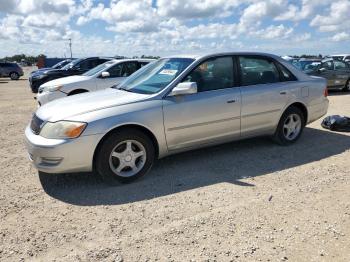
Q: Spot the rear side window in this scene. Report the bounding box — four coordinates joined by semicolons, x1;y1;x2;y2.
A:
239;56;280;86
277;63;297;81
182;56;234;92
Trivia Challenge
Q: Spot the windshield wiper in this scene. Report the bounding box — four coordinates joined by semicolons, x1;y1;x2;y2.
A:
116;86;134;93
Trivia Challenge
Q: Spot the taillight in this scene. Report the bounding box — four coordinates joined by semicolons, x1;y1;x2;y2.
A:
324;87;328;97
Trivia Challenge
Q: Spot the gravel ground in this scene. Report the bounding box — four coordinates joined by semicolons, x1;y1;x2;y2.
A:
0;68;349;262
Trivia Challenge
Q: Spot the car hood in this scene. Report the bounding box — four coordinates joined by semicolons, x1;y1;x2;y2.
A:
36;88;150;122
41;75;90;88
31;68;50;74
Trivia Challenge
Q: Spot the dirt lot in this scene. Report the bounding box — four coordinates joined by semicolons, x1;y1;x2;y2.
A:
0;67;349;262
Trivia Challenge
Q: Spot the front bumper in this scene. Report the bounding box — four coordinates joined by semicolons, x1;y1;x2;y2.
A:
29;78;46;93
25;126;103;174
36;90;67;106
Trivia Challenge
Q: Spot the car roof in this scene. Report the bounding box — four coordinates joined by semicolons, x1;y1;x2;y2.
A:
106;58;155;64
163;52;286;61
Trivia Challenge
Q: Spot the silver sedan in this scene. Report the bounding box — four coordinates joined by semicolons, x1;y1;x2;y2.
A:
25;52;329;183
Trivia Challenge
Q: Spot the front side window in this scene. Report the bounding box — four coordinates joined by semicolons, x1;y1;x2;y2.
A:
182;56;234;92
76;59;90;70
83;62;111;76
107;63;123;77
116;58;194;94
239;56;280;86
122;62;139;77
321;61;333;70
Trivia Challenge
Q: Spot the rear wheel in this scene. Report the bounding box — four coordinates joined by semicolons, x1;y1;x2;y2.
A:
95;129;155;184
10;72;19;80
273;106;305;145
342;80;350;92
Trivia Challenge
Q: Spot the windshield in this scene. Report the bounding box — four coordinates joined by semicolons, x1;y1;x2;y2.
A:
116;58;194;94
52;60;69;69
83;62;113;76
61;58;82;70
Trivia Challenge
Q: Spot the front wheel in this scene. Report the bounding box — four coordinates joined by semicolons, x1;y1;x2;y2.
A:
10;72;19;80
95;129;155;184
273;106;305;146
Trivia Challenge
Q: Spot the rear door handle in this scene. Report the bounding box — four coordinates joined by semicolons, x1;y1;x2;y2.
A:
227;99;236;103
280;91;287;95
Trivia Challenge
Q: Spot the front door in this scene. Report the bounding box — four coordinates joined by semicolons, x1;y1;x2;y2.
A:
163;56;241;151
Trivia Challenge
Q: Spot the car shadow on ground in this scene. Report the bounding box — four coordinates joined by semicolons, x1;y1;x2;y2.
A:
39;127;350;206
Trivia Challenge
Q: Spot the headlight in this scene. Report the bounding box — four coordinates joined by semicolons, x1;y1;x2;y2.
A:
46;85;63;92
40;121;87;139
33;74;46;79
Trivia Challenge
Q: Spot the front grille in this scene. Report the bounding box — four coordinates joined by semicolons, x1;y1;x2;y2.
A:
30;114;44;135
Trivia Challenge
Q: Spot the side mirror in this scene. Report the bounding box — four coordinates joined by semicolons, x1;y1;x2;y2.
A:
169;82;197;96
101;71;110;78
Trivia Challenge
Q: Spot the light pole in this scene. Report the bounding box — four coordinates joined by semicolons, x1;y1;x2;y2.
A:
68;38;72;58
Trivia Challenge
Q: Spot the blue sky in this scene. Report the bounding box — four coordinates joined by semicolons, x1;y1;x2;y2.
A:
0;0;349;58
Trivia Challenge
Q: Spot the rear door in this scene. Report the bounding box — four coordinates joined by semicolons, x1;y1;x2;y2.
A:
237;55;297;137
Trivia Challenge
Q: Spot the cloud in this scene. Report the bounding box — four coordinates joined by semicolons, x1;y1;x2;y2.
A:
0;0;349;57
331;32;350;42
156;0;242;19
310;0;350;33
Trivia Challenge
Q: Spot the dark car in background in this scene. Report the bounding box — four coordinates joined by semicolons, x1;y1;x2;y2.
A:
292;59;321;71
0;62;24;80
29;57;112;93
30;59;73;76
304;59;350;91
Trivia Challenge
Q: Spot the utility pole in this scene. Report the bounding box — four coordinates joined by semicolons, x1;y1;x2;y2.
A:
68;38;72;58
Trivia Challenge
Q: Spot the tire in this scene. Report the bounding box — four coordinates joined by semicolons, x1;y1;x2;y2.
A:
10;72;19;80
342;80;350;92
273;106;305;146
95;129;155;184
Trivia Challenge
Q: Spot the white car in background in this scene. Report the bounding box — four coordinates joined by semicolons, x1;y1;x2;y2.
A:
331;54;350;63
36;59;154;105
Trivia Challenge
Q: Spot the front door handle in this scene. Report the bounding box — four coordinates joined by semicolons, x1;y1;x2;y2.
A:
227;99;236;104
280;91;287;95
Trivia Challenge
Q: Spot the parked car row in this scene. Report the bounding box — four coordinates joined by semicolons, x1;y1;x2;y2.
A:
25;52;329;184
290;57;350;91
36;59;153;105
29;57;114;93
0;62;24;80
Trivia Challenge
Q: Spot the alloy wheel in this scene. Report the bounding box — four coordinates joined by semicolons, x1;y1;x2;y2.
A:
109;140;146;178
283;114;302;141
